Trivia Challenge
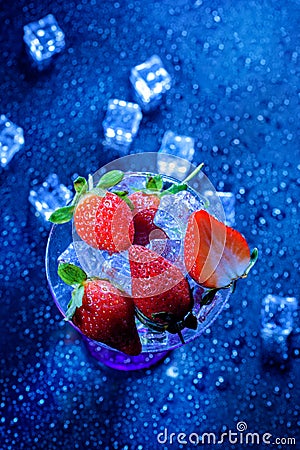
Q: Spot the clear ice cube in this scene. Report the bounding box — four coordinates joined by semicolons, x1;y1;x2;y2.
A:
157;131;195;181
154;190;203;239
261;328;289;365
111;172;147;195
59;241;107;278
102;99;142;152
261;294;298;336
130;55;172;111
29;173;72;221
101;251;131;295
204;191;235;227
58;242;80;266
203;190;235;226
0;115;24;167
217;192;235;226
23;14;65;68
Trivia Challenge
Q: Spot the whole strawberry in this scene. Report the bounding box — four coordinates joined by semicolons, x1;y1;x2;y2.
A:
58;263;142;356
75;191;134;253
129;245;196;341
49;171;134;254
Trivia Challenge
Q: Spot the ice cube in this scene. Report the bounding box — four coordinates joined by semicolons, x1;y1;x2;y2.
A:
69;241;107;277
0;115;24;167
23;14;65;69
261;294;298;336
157;131;195;180
58;243;80;266
202;189;236;225
29;173;72;221
261;328;289;365
217;192;235;227
111;172;147;195
102;99;142;152
154;190;203;239
101;251;131;295
130;55;172;111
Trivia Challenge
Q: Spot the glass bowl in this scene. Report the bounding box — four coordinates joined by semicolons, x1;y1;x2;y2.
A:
45;153;230;370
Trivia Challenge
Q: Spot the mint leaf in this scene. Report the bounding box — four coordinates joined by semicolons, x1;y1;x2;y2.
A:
146;174;163;191
201;288;219;306
96;170;124;189
48;205;75;224
58;263;87;286
73;176;88;194
65;285;85;320
112;190;135;210
160;183;188;197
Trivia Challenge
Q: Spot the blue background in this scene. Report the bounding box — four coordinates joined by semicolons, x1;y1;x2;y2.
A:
0;0;299;449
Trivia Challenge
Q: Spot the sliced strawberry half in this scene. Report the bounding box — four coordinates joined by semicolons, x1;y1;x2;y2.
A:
184;210;256;289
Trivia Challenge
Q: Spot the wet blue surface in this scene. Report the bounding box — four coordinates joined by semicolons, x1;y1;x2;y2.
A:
0;1;299;449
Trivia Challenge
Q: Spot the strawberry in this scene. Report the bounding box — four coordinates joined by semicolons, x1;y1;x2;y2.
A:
75;192;134;253
58;263;142;356
128;245;196;340
184;210;258;290
49;170;134;254
129;192;167;246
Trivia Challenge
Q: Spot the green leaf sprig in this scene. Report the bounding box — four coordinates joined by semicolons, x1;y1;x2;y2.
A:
48;170;126;224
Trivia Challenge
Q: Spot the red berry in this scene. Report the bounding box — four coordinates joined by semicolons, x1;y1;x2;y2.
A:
73;279;142;356
74;192;134;254
184;210;251;289
129;192;167;246
129;245;192;325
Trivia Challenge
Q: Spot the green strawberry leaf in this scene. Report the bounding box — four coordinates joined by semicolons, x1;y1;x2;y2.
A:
243;247;259;277
48;205;75;224
73;176;88;194
96;170;124;189
112;190;135;210
58;263;87;286
65;285;85;320
146;174;163;191
160;182;188;197
112;190;128;196
201;288;219;306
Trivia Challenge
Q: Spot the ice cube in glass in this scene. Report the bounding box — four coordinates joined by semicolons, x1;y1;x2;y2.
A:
157;131;195;180
23;14;65;68
29;173;72;221
102;99;142;152
154;191;203;239
59;241;106;278
0;115;24;167
101;251;132;295
130;55;172;111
